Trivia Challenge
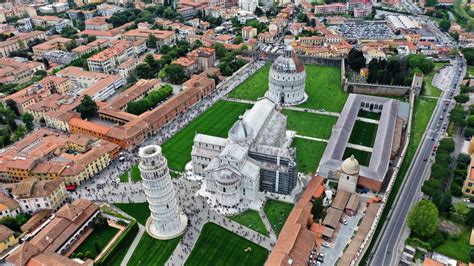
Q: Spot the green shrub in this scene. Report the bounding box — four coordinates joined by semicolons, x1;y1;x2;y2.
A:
95;220;139;265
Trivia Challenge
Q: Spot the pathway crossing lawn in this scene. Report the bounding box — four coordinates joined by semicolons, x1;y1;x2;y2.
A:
283;110;337;139
423;62;447;97
185;223;269;266
162;101;251;172
343;148;371;167
128;234;181;266
227;64;271;100
298;65;346;113
263;199;293;236
73;226;119;259
435;229;470;263
228;210;268;236
114;202;149;225
348;120;378;148
292;138;327;174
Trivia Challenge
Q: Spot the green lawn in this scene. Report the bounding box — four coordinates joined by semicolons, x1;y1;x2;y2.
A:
468;66;474;78
298;65;346;113
129;234;181;266
119;171;129;183
185;223;269;266
228;210;268;236
130;164;141;182
423;62;447;98
114;202;149;225
435;229;470;263
283;110;337;139
358;110;381;120
292;138;327;174
227;64;271;100
343;148;371;167
162;101;251;171
227;64;345;112
348;120;378;148
73;226;119;259
263;199;294;236
361;97;437;263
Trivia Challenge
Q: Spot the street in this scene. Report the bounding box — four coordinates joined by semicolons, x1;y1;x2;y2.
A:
370;57;466;265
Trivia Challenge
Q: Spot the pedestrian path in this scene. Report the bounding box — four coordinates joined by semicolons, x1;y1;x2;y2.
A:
356;117;379;124
295;134;328;142
258;210;277;241
345;143;373;152
121;224;145;266
284;106;340;117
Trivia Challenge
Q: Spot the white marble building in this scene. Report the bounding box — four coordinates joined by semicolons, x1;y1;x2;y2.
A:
239;0;257;12
266;46;307;105
191;99;298;213
139;145;187;240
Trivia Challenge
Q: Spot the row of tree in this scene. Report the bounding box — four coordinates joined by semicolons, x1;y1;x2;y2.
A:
126;84;173;115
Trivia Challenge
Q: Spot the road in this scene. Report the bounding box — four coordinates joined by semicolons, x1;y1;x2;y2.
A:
370;57;466;265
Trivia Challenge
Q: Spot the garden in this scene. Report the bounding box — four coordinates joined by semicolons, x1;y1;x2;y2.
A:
348;120;378;148
72;216;118;260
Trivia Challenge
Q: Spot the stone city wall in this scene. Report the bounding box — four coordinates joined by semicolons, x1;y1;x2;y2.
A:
343;82;410;96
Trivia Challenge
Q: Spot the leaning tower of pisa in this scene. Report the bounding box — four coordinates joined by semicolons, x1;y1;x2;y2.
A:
139;145;187;239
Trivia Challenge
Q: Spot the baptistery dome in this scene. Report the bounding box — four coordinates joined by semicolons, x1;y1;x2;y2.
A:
265;46;307;105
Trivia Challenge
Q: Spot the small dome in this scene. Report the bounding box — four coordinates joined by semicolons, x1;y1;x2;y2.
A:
341;155;359;175
271;45;305;74
216;169;240;184
229;116;253;143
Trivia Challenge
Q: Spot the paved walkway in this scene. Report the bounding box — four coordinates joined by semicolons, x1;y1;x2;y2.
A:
357;117;379;124
120;224;145;266
258;210;277;241
295;134;328;143
346;143;373;152
283;106;340;117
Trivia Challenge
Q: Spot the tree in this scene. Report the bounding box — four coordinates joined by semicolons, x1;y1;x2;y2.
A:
22;113;34;130
439;19;451;32
438;138;455;153
146;34;158;49
450;202;469;224
84;251;92;259
466;208;474;227
311;197;325;220
407;200;439;238
255;6;263;16
424;0;438;7
454;94;469;104
212;43;227;59
422;179;443;197
432;191;452;214
162;64;186;84
347;48;366;72
234;35;243;44
76;95;98;119
6;99;19;116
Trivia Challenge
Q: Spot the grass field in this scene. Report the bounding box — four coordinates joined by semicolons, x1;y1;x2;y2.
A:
348;121;378;148
298;65;346;112
264;199;294;236
227;64;271;100
73;226;119;259
468;66;474;78
423;62;447;98
162;101;252;171
283;110;337;139
114;202;149;225
357;110;381;120
227;64;345;112
129;234;181;266
185;223;268;266
229;210;268;236
130;165;141;182
343;148;371;166
119;171;129;182
435;229;470;263
292;138;327;174
361;97;437;264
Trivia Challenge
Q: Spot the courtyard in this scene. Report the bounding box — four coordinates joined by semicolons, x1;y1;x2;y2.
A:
185;223;269;266
343;148;371;167
72;225;119;259
348;121;378;148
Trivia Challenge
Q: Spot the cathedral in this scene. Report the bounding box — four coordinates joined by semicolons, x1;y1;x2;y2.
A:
191;98;298;210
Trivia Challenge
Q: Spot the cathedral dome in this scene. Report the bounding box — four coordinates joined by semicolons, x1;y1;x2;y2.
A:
216;169;240;184
229;116;253;143
341;155;360;175
271;45;305;74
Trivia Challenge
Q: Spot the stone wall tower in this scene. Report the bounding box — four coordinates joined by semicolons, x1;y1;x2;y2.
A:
139;145;187;239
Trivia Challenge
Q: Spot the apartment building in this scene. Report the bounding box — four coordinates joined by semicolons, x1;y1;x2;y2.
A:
32;37;73;59
7;179;67;213
0;58;45;84
0;31;46;58
87;39;145;74
314;3;347;15
85;16;112;31
122;28;176;47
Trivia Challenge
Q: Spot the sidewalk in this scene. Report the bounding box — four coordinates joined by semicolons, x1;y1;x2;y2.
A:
120;224;145;266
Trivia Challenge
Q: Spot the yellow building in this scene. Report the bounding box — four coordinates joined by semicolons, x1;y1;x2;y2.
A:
0;224;18;253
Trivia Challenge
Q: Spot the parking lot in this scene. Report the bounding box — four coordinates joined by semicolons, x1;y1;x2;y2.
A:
319;211;363;265
331;21;395;40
